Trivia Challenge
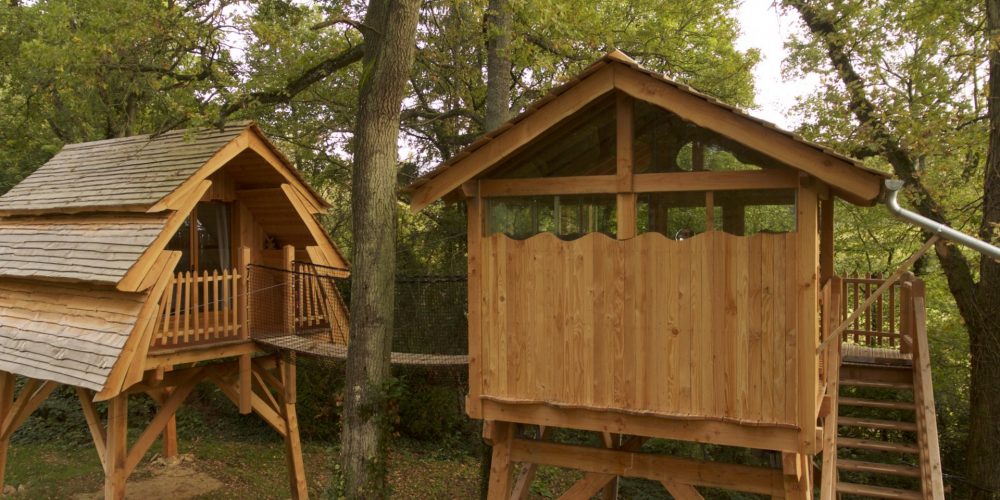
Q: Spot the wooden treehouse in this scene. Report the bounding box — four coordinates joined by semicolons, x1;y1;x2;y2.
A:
408;51;947;498
0;122;351;499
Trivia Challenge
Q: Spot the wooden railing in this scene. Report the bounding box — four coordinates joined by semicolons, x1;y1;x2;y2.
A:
905;278;946;497
818;277;843;500
152;268;245;349
840;274;906;349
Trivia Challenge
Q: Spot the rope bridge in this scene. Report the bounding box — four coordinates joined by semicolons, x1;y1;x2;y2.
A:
246;262;468;366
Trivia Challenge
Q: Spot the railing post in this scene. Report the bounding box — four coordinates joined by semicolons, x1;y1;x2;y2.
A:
899;272;913;355
283;245;296;336
238;246;252;415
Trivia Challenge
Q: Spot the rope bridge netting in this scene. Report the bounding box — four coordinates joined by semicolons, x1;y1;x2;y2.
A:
246;262;468;366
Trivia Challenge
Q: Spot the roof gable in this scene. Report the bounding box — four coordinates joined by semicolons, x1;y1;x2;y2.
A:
407;50;888;209
0;122;329;216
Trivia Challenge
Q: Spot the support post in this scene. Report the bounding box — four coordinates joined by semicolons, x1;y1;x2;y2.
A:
105;393;128;500
819;198;834;285
279;357;307;499
238;246;252;415
148;388;178;459
616;93;636;240
0;372;13;491
486;421;515;500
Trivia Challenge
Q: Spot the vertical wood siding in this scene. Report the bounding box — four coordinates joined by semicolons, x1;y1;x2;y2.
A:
480;230;800;426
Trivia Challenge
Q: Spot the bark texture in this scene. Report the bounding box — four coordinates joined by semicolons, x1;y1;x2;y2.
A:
484;0;513;131
340;0;420;497
968;2;1000;497
788;1;1000;496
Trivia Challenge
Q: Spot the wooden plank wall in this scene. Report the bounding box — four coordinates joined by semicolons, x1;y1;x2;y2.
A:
480;230;799;426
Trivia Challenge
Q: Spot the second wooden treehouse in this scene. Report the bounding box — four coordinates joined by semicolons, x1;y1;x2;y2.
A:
408;51;944;498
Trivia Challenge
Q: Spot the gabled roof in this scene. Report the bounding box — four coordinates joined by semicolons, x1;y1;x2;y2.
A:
0;122;329;215
0;214;169;285
407;50;889;209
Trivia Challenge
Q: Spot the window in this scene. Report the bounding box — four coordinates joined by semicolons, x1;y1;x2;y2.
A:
637;191;709;240
713;189;796;235
166;202;232;272
633;99;790;173
638;189;796;238
486;195;617;240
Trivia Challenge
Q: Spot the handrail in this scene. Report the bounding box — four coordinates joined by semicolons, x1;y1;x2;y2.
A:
818;277;842;500
885;179;1000;261
816;236;937;353
907;279;946;498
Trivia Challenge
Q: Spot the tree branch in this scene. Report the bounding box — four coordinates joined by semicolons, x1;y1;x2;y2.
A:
217;43;365;122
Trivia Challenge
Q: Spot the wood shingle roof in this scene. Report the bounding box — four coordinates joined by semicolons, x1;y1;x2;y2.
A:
0;279;147;391
0;123;247;213
0;215;168;284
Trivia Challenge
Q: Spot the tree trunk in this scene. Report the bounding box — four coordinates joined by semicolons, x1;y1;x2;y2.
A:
788;0;1000;495
340;0;420;498
484;0;513;131
968;2;1000;498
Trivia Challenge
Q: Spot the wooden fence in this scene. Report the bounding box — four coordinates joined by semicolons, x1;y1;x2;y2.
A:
152;268;244;348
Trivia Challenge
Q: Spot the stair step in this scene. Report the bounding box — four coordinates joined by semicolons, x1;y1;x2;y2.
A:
838;458;920;477
837;437;919;454
839;397;915;411
838;481;922;499
840;378;913;390
839;416;918;432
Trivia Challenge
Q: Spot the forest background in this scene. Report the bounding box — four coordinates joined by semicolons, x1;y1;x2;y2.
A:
0;0;996;497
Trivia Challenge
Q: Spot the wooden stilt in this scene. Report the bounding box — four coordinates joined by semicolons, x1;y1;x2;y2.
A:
781;452;810;500
0;372;14;491
279;357;307;499
105;393;128;500
511;426;552;499
486;421;515;500
147;388;178;459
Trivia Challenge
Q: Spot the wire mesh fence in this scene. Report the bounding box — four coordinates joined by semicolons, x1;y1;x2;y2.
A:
246;262;468;366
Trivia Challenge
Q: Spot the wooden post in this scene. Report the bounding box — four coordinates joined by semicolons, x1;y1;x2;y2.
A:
781;452;810;500
819;198;834;285
283;245;296;334
153;388;178;459
105;393;128;500
796;176;819;454
616;93;636;240
466;181;484;418
279;357;307;499
0;372;13;491
486;421;515;500
238;246;252;415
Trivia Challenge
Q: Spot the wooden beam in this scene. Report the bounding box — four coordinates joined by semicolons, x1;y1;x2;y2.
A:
479;175;616;197
147;388;178;459
1;379;57;441
466;181;484;419
511;426;552;499
125;372;200;475
616;93;636;241
118;180;212;292
76;388;108;469
143;340;260;371
632;170;797;193
0;372;13;490
558;436;647;500
149;131;250;212
910;285;946;499
612;65;883;205
796;180;819;454
281;184;348;270
480;400;800;452
410;64;616;211
509;438;785;496
105;393;128;500
277;357;307;499
661;481;703;500
819;198;834;285
486;421;516;500
211;375;287;437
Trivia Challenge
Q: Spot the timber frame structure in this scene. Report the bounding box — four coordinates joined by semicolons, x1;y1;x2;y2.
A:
409;51;946;498
0;122;350;499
